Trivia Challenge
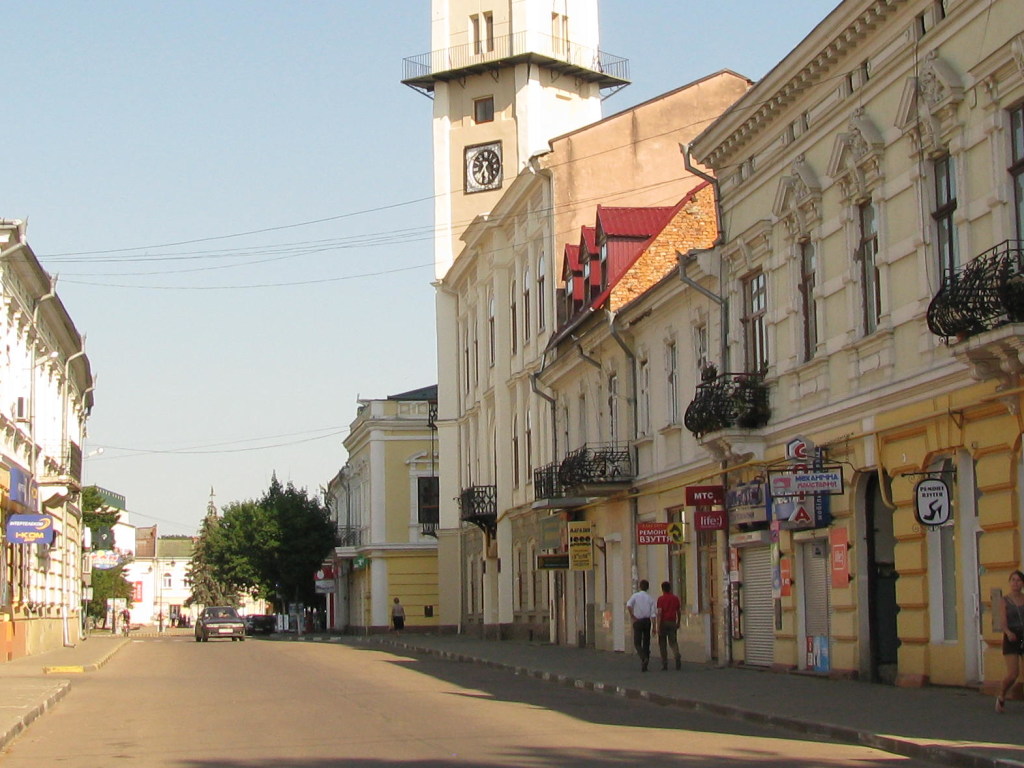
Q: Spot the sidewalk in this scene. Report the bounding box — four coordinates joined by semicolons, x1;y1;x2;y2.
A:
327;633;1024;768
0;635;127;753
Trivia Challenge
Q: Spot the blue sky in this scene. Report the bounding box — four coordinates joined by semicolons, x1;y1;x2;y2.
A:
3;1;837;534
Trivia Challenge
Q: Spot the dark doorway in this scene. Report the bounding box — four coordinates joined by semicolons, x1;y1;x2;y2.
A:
865;473;899;683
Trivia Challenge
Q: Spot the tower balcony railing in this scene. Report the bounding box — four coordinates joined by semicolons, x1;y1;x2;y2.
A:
557;442;634;496
460;484;497;537
927;240;1024;340
684;370;771;439
402;31;629;93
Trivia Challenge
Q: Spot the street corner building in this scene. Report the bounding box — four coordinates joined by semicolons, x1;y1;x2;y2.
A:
0;219;94;662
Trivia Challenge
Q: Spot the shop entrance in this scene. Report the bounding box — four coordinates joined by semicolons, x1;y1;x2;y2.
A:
865;473;899;683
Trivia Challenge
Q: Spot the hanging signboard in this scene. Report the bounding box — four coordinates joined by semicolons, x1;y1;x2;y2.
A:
89;550;123;570
693;507;727;530
539;514;565;551
5;514;54;545
537;553;570;570
567;521;594;571
830;527;850;587
914;478;951;527
685;485;725;506
637;522;671;545
768;466;844;497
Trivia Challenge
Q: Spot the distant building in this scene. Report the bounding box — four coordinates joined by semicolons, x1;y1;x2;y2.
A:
325;385;439;632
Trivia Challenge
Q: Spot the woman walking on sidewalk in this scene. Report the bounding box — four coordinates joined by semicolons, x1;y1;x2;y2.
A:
996;570;1024;713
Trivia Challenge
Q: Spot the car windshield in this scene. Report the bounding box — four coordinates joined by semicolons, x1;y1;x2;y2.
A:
206;608;239;619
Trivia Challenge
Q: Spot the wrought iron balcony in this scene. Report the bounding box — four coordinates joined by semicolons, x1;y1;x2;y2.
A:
533;462;567;500
557;443;634;496
460;485;497;537
337;526;362;547
402;31;629;95
927;240;1024;340
684;371;771;439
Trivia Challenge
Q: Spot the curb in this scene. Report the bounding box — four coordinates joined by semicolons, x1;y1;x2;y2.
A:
348;636;1024;768
42;638;128;676
0;680;71;754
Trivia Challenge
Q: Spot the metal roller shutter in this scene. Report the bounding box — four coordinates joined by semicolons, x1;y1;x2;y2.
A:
802;540;830;637
742;546;774;666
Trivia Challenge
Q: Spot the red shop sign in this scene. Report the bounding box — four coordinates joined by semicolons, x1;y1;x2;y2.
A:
693;507;727;531
686;485;725;506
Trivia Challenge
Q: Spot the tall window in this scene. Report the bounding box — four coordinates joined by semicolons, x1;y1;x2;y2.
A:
561;404;570;457
525;409;533;474
523;265;531;341
551;12;568;56
488;295;496;366
608;373;619;444
799;240;818;362
471;12;494;55
537;253;546;331
578;394;587;447
858;201;881;335
510;281;518;354
512;415;520;487
637;360;650;436
932;154;958;278
694;324;709;375
667;341;679;424
743;272;768;373
1011;104;1024;238
463;324;471;393
582;256;591;304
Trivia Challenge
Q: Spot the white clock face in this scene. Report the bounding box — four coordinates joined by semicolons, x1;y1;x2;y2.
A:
465;142;502;193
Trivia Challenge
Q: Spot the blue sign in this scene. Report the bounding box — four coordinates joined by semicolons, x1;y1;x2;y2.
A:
8;466;37;509
5;514;55;545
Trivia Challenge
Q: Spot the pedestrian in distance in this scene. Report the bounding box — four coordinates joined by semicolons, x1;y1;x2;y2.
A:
996;569;1024;713
626;579;656;671
391;597;406;633
656;581;682;671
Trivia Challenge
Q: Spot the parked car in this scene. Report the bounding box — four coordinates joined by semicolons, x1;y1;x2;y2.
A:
195;606;246;642
244;614;276;635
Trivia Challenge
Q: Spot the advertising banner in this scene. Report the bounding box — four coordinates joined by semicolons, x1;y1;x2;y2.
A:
567;521;594;571
637;522;671;545
8;466;37;510
5;514;54;545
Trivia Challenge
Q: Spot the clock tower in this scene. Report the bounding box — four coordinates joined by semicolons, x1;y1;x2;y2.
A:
402;0;629;279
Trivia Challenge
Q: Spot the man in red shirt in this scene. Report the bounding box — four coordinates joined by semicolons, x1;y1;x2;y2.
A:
656;581;682;671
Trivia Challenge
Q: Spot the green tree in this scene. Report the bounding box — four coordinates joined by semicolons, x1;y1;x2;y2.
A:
204;476;336;611
81;486;132;624
185;506;240;608
259;476;336;608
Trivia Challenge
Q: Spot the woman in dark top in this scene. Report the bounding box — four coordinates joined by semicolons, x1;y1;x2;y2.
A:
996;570;1024;713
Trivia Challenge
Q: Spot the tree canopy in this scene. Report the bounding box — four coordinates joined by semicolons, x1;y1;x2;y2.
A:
81;485;131;623
187;477;336;611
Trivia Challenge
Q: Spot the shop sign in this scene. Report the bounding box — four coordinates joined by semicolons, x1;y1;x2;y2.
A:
768;466;844;497
693;508;727;530
772;492;831;529
8;466;37;510
637;522;671;545
568;521;594;571
5;513;54;545
726;481;764;509
780;557;792;597
132;581;144;602
537;553;570;570
89;550;123;570
539;514;564;550
729;530;770;547
686;485;724;506
914;478;951;527
353;555;369;570
315;580;335;594
830;527;850;587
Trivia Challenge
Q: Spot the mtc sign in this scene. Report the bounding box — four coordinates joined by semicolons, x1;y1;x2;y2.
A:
686;485;725;506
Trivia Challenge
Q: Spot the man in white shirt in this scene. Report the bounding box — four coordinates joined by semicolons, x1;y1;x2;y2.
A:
626;579;656;671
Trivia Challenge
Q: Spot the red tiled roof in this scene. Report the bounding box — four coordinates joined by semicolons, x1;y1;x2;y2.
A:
564;243;581;272
597;206;676;239
580;226;597;254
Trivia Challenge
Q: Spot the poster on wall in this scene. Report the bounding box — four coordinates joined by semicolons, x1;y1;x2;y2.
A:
568;521;594;571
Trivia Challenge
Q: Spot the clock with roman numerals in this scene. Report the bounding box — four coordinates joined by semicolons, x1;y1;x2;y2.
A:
465;141;502;193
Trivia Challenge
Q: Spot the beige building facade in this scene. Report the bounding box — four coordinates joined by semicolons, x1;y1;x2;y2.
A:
681;0;1024;688
326;386;439;633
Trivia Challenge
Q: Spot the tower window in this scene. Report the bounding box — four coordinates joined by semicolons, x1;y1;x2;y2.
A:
471;12;494;55
474;97;494;124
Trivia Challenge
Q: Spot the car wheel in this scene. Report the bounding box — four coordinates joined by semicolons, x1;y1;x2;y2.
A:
239;637;245;642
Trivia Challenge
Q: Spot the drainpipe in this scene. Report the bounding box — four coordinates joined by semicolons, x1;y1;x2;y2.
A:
606;310;641;592
678;143;729;372
680;143;732;667
61;339;86;647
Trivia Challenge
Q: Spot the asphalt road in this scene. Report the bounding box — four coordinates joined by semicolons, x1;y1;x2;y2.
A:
0;636;942;767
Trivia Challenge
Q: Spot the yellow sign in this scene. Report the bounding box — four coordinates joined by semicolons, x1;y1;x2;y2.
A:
568;521;594;571
667;522;685;544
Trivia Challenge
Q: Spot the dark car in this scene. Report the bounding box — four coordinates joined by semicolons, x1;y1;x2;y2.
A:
195;606;246;642
244;614;276;635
